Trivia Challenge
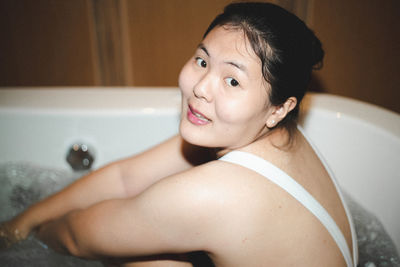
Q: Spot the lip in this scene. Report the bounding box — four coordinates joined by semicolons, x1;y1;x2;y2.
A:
187;105;211;125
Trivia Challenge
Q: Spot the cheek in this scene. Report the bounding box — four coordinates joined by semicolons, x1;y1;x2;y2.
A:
215;96;268;127
178;61;193;95
215;99;249;124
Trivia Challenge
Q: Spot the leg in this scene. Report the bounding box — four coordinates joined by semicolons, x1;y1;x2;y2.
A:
122;260;192;267
103;254;193;267
103;252;213;267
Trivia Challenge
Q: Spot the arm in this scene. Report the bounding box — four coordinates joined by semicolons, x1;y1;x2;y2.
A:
36;162;224;260
2;134;213;245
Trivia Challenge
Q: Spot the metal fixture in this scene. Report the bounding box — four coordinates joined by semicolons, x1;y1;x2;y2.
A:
66;143;94;171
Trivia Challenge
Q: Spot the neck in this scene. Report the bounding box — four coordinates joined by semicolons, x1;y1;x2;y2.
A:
216;126;297;158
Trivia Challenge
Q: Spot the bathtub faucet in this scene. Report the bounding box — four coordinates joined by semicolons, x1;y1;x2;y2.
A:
66;143;94;171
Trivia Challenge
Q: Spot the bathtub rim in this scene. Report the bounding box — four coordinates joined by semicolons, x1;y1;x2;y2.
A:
0;87;182;116
1;86;399;127
301;92;400;139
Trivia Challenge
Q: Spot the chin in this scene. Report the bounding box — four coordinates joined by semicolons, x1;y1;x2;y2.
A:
179;121;216;148
179;121;203;146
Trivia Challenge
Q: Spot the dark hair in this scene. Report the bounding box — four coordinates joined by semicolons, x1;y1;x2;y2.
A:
204;2;324;136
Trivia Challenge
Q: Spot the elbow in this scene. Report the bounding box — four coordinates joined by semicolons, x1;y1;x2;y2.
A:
64;201;122;260
64;235;84;258
64;211;97;259
66;240;96;260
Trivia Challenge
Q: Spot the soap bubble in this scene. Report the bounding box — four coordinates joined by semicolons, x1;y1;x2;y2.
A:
343;192;400;266
0;162;102;267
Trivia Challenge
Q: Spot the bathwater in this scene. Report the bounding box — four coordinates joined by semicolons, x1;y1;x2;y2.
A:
0;162;102;267
344;192;400;266
0;163;399;266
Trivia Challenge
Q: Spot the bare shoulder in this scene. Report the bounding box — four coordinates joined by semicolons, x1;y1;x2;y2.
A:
157;159;270;201
141;159;295;255
146;159;279;228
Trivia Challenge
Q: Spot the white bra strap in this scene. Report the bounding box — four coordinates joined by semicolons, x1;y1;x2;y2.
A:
297;126;358;265
219;151;354;267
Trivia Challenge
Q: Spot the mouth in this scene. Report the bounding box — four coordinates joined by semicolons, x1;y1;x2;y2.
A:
187;105;211;125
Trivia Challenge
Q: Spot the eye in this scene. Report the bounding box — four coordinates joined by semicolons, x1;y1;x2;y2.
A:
195;57;207;68
225;77;239;87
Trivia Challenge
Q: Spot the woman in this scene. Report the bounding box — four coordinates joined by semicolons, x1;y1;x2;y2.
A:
1;2;358;266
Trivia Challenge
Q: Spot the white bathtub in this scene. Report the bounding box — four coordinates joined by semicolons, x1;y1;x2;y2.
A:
1;87;399;255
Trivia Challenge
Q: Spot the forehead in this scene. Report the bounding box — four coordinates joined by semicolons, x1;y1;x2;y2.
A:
201;26;261;66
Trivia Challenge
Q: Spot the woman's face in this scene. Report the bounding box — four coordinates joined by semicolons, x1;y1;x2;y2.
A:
179;26;273;150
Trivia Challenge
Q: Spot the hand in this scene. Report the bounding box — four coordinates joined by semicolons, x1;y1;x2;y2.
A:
0;221;26;249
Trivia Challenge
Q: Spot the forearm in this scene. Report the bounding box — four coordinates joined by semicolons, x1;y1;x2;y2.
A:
36;201;123;259
11;161;127;238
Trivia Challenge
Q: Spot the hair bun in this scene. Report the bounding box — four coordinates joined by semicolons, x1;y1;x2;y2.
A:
310;34;324;70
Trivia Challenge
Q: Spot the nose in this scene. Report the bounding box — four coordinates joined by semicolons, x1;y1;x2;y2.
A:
193;72;214;102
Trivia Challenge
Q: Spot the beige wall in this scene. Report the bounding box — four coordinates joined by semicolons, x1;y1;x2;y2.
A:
0;0;399;113
310;0;400;113
0;0;99;86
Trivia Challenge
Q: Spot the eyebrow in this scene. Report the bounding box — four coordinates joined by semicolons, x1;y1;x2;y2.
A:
197;43;248;75
197;43;210;57
225;61;248;74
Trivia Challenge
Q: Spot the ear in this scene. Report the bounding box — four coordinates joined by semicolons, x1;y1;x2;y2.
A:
266;97;297;128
